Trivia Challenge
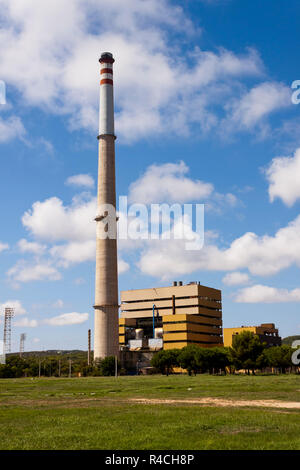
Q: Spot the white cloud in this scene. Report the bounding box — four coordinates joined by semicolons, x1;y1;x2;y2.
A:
50;240;129;271
37;138;54;155
65;174;94;189
50;240;95;266
0;242;9;253
222;271;250;286
266;147;300;206
22;195;96;242
7;260;61;283
128;161;237;209
14;317;38;328
45;312;89;326
223;82;291;134
33;338;40;343
0;0;266;142
118;258;130;274
137;214;205;280
18;238;46;255
129;161;213;204
234;284;300;303
0;300;26;316
138;213;300;278
21;192;127;269
0;115;26;143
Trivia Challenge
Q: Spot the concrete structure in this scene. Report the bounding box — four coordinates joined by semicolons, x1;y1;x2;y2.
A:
223;324;282;348
119;282;223;351
94;52;119;360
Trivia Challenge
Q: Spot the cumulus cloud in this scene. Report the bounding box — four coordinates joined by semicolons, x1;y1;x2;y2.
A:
21;193;97;269
22;195;96;242
137;214;205;280
234;284;300;303
118;258;130;274
128;161;238;209
14;317;38;328
45;312;89;326
18;238;46;255
223;82;291;135
50;240;95;266
222;271;250;286
7;260;61;283
129;161;213;204
0;0;268;142
266;147;300;206
138;214;300;279
0;242;9;253
65;174;95;189
20;192;129;269
0;115;26;143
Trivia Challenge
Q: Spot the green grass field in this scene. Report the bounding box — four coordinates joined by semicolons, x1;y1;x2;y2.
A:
0;374;300;450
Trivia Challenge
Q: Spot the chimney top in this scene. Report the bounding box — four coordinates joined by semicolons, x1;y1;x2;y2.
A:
99;52;115;64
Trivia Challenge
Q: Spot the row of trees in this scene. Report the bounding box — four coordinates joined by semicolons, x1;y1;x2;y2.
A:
0;332;298;378
0;355;118;378
151;331;298;375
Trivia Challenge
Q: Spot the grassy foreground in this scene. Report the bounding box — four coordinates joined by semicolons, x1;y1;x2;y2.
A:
0;374;300;450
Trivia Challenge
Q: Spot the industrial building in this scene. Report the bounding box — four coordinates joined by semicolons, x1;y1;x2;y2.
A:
223;324;282;348
119;281;223;351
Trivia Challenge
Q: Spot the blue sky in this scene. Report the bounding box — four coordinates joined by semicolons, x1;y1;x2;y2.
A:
0;0;300;351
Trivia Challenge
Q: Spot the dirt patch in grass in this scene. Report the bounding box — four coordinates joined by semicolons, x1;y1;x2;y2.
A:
129;397;300;410
2;395;300;411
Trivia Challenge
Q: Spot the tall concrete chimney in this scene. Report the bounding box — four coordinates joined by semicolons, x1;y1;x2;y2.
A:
94;52;119;360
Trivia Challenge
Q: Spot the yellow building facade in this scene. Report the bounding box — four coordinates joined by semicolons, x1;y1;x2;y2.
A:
119;282;223;351
223;323;281;348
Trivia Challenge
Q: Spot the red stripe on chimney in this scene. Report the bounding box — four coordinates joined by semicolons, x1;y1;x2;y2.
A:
100;79;113;85
101;68;113;75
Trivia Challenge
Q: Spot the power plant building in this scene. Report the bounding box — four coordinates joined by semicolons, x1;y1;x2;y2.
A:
119;282;223;351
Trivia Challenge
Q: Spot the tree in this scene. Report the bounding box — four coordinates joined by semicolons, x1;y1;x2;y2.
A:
229;331;266;374
208;347;231;374
264;345;293;373
98;356;119;376
151;349;179;375
194;347;212;373
178;346;200;376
